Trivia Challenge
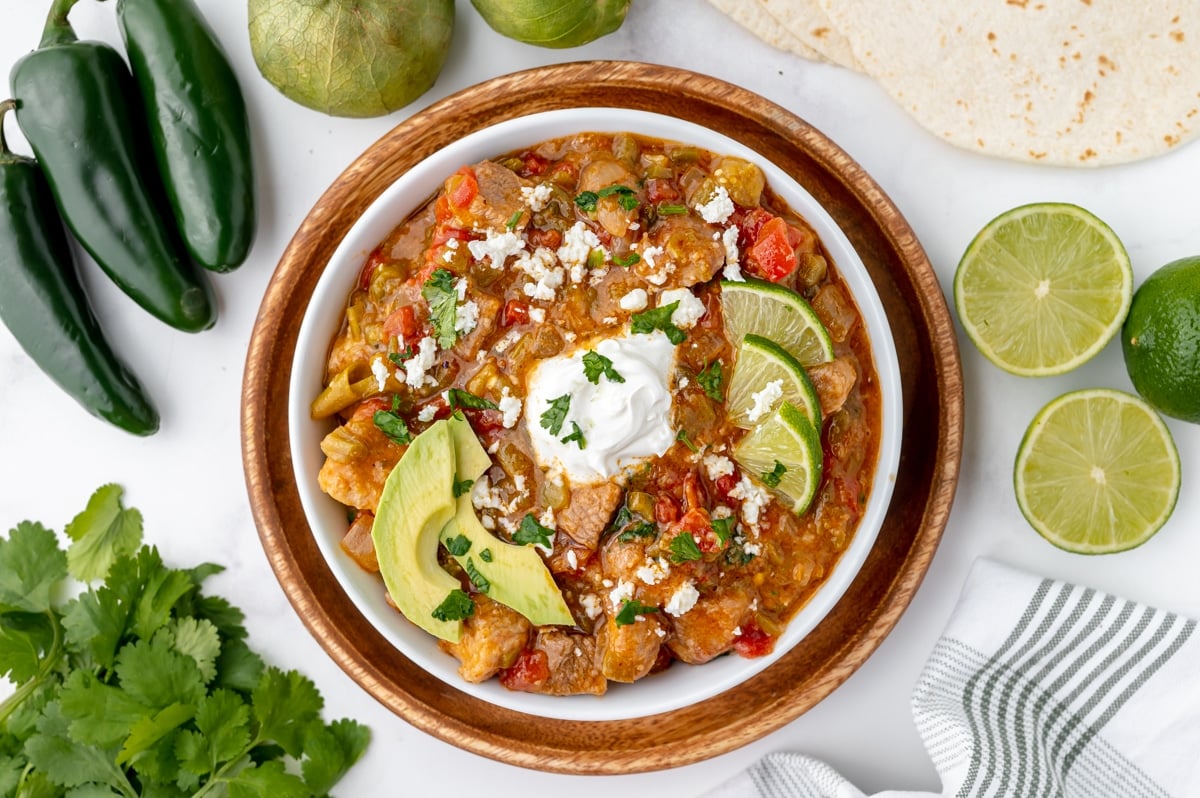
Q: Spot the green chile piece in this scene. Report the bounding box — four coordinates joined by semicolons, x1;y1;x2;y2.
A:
471;0;631;48
249;0;455;118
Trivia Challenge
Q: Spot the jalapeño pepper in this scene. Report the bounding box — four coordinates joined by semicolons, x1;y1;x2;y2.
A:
9;0;217;333
0;100;159;436
118;0;256;273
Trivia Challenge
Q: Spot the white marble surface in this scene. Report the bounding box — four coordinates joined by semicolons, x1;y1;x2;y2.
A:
1;2;1198;795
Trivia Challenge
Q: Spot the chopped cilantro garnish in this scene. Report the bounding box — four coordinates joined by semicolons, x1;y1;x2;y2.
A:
421;268;459;349
464;558;490;593
607;505;634;536
669;532;703;563
618;522;657;542
480;548;493;563
582;351;625;385
657;203;688;215
723;542;756;567
615;599;659;626
513;514;555;549
373;395;411;444
574;191;599;212
432;588;475;621
675;429;698;452
577;185;639;213
711;517;734;545
561;421;587;449
388;347;414;366
616;192;639;211
452;478;474;498
613;252;641;267
697;359;724;402
540;394;571;435
762;460;788;488
505;210;522;231
443;534;471;556
446;388;497;412
631;302;686;345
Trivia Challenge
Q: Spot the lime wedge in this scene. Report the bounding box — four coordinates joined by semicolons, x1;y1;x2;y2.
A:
732;401;823;514
954;202;1133;376
721;278;834;367
727;334;821;429
1014;388;1180;554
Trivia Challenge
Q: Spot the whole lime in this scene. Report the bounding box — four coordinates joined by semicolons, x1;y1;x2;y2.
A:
1122;255;1200;423
470;0;630;48
248;0;454;118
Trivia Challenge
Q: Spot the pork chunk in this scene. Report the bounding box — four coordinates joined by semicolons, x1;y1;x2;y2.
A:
439;595;532;683
464;160;529;231
666;587;754;665
598;613;662;683
529;629;606;696
558;482;623;550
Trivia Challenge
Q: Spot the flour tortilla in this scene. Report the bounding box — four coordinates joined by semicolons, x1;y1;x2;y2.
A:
816;0;1200;166
706;0;826;64
708;0;860;70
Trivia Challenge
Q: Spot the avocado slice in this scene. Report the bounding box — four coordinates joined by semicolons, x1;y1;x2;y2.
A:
371;420;464;642
442;416;574;627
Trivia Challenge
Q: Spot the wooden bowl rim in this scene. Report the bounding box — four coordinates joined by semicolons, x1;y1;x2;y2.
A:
241;60;963;774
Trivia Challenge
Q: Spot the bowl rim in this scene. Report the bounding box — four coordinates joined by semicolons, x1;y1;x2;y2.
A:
286;106;905;722
241;60;963;774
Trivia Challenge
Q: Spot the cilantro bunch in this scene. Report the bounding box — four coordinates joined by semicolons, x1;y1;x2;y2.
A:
0;485;369;797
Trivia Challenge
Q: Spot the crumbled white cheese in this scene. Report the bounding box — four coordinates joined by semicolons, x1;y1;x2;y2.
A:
520;183;553;211
658;288;706;329
732;626;742;636
742;540;763;557
695;186;734;224
677;376;690;389
601;316;618;325
557;221;602;282
619;288;648;312
563;331;576;343
609;579;635;611
454;299;479;335
639;245;675;286
654;627;667;638
498;387;522;429
417;404;438;423
515;246;564;301
528;307;546;323
403;336;438;390
580;593;603;620
703;453;736;482
481;514;495;530
712;504;733;520
746;379;784;423
722;226;744;281
665;581;700;617
370;355;390;392
565;549;578;570
573;646;583;657
640;245;664;271
538;506;556;529
471;475;503;512
729;474;771;527
454;277;468;302
493;329;521;354
636;558;671;586
467;228;525;269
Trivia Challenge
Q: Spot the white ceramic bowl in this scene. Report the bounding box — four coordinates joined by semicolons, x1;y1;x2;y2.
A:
288;108;903;722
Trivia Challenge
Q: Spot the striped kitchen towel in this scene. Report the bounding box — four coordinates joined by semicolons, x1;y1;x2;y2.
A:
706;558;1200;798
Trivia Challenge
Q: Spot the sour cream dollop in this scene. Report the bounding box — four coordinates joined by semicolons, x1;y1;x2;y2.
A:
524;329;677;484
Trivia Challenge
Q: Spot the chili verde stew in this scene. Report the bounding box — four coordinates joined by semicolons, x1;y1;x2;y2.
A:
313;131;880;696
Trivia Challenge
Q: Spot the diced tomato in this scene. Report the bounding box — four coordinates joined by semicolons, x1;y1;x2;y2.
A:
746;217;797;282
502;299;530;327
499;648;550;692
714;473;739;502
526;227;562;250
520;152;549;177
786;222;814;252
358;246;389;292
735;207;774;251
465;408;506;439
676;507;722;553
446;166;479;211
382;305;418;343
834;475;864;521
655;495;680;525
547;161;577;186
733;621;776;659
645;178;681;204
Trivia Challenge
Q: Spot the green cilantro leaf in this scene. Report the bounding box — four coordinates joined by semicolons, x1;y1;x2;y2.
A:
607;505;633;535
479;548;493;563
675;428;698;452
464;559;491;594
64;484;143;583
614;599;659;627
505;210;523;231
669;532;703;563
540;394;571;435
762;460;788;488
116;701;195;766
657;203;688;215
213;637;265;694
723;541;756;567
613;252;641;267
560;421;587;449
631;302;686;345
0;521;66;614
431;589;475;623
617;522;657;542
513;514;555;549
388;347;414;366
697;360;724;402
300;718;371;796
373;395;412;445
115;633;206;710
711;516;735;545
574;191;598;212
422;268;459;349
169;616;221;684
0;621;50;684
225;759;310;796
24;703;130;790
582;351;625;384
446;388;497;411
452;479;474;498
443;534;471;557
192;687;251;767
252;667;323;759
57;669;152;749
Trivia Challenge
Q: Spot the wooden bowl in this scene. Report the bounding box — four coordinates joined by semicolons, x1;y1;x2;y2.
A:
242;61;963;774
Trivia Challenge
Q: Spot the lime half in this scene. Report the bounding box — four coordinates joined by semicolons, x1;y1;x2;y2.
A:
1014;388;1180;554
733;401;823;514
727;334;821;429
721;279;834;368
954;203;1132;376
